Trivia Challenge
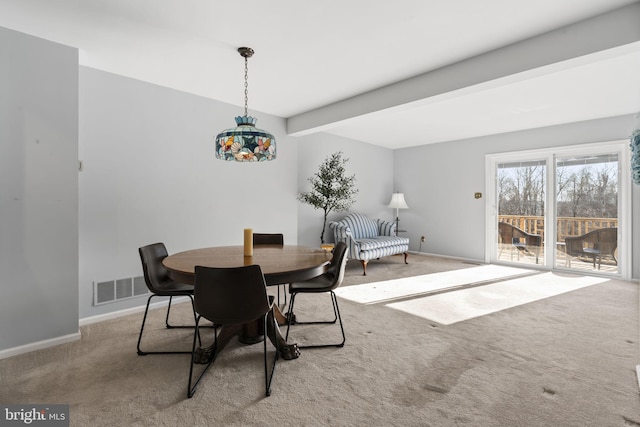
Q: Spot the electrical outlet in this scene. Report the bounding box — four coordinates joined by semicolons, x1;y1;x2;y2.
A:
420;235;426;242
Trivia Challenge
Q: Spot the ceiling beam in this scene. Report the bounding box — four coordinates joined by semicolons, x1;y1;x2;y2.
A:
287;2;640;136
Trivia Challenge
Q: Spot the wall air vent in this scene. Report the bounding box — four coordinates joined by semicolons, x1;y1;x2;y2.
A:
93;276;149;306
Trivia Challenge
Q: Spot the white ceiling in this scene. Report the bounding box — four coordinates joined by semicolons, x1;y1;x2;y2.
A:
1;0;639;149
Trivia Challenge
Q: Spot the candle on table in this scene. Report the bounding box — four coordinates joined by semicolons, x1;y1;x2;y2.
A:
244;228;253;257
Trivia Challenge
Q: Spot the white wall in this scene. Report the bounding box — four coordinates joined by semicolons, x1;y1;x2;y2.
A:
394;114;639;279
296;133;395;246
0;27;79;351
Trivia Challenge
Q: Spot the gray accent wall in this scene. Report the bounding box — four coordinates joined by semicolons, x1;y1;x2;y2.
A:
0;27;79;351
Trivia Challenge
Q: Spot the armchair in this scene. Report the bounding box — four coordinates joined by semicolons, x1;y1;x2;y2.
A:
565;227;617;269
498;222;542;264
329;212;409;275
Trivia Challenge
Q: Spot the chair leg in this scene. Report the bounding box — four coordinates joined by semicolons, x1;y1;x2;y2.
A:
165;296;203;329
288;293;338;325
187;316;216;398
275;284;287;307
284;293;296;342
137;294;198;356
285;291;345;348
136;295;154;355
281;284;287;306
264;314;278;397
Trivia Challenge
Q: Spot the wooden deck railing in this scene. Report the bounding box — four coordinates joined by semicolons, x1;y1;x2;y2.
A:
498;215;618;242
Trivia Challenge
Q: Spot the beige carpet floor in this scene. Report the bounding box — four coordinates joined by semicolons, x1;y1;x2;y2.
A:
1;254;639;426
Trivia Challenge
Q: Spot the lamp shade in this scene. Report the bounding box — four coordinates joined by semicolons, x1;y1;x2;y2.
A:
388;193;408;209
215;115;276;162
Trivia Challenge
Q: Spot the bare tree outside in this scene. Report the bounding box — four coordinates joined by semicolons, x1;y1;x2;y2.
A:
498;156;617;219
556;157;618;219
497;162;545;217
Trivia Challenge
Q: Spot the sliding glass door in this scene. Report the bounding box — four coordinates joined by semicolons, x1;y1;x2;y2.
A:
487;141;629;279
496;159;546;266
555;154;619;274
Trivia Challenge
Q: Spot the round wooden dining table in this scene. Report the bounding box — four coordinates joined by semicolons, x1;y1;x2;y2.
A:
163;245;332;361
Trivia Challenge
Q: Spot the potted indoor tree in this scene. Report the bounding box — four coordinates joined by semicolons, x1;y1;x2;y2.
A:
298;151;358;244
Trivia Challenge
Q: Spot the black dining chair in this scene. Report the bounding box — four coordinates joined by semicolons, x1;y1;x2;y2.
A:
137;242;200;355
187;264;278;398
285;241;349;348
253;233;287;306
253;233;284;246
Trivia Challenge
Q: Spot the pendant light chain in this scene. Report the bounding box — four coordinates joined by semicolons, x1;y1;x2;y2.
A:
244;55;249;117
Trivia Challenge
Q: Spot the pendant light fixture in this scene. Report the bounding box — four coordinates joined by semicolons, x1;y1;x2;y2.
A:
215;47;276;162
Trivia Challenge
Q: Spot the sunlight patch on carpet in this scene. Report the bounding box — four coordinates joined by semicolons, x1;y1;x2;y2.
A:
387;272;609;325
335;265;534;304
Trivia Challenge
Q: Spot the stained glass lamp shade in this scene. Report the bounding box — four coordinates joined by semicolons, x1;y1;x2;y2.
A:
215;116;276;162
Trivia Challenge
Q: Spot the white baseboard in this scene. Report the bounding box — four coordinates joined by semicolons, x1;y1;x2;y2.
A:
636;365;640;392
409;250;485;265
0;332;81;360
0;297;192;360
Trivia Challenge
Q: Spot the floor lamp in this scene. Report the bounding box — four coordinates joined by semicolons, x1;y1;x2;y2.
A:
388;193;409;236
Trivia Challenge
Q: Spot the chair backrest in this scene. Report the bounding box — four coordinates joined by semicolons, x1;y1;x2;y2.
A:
566;227;617;255
341;213;378;239
139;242;171;293
325;241;349;291
253;233;284;246
194;265;270;325
498;222;522;240
498;222;541;246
